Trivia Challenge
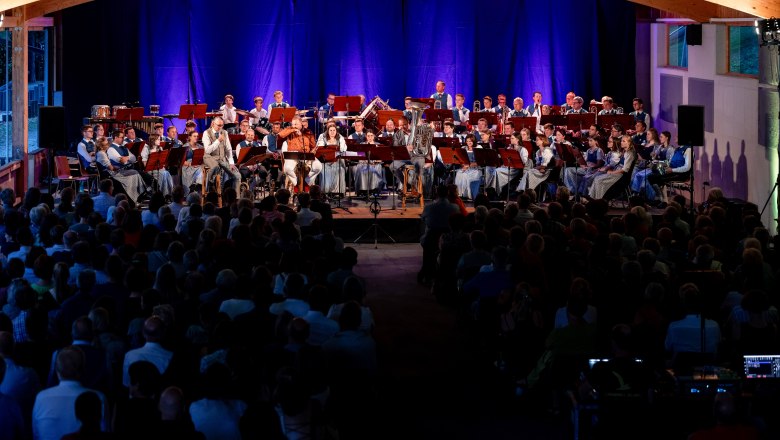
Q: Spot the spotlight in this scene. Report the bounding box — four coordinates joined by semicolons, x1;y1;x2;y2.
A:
757;17;780;46
0;13;4;27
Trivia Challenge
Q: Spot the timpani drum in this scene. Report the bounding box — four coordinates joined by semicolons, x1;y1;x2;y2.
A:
91;105;110;119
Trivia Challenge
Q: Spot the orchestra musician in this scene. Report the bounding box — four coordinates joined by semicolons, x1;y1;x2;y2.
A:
630;98;651;127
202;116;242;193
527;91;543;117
235;128;268;189
249;96;269;133
353;129;385;194
184;120;197;135
564;135;605;198
566;96;588;114
123;127;142;145
402;97;413;123
280;116;320;191
472;117;490;137
646;140;692;206
238;120;251;136
452;94;470;126
598;96;618;115
561;91;576;113
492;94;510;115
453;134;482;200
510;98;529;117
348;119;367;143
220;94;238;131
96;135;147;203
526;135;555;195
578;136;623;196
142;134;175;196
393;118;410;147
268;90;290;113
164;126;182;148
486;131;529;196
632;121;648;147
380;118;397;139
262;121;282;153
76;125;97;172
430;80;453;109
318;93;336;125
316;122;348;194
590;135;637;200
181;131;204;194
632;130;671;202
481;96;494;113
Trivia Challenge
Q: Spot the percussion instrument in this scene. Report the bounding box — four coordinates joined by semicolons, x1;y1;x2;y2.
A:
112;105;127;117
149;104;160;115
91;105;110;119
359;96;390;130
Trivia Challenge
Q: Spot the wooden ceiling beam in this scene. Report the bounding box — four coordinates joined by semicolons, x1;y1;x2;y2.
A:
23;0;93;20
629;0;717;23
704;1;779;19
0;15;53;28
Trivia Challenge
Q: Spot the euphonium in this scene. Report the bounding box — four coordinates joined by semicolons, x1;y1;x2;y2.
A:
473;100;480;113
408;103;433;157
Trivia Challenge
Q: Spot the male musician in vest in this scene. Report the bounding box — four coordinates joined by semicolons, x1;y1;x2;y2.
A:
647;144;692;206
164;126;182;147
492;94;510;115
381;118;397;139
630;98;651;127
632;121;648;147
261;120;283;186
235;128;267;183
349;119;367;143
108;130;137;170
318;93;336;124
77;125;98;172
280;116;321;191
561;91;576;113
238;120;251;135
598;96;618;115
202;116;242;193
510;98;529;117
123;127;143;145
452;93;470;127
184;120;197;135
527;91;543;117
566;96;588;114
402;97;413;123
220;94;238;132
430;80;452;109
249;96;269;133
269;90;290;113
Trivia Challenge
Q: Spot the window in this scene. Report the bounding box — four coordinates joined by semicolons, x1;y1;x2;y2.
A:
0;30;11;165
668;25;688;68
728;26;758;76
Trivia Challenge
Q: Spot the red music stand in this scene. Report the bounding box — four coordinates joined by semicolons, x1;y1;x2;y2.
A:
178;104;207;120
126;141;145;159
378;110;404;128
555;142;581;166
511;117;538;132
522;140;534;158
438;147;470;168
424;109;454;131
411;97;436;108
493;134;510;149
159;141;170;151
498;147;524;201
333;96;362;115
269;107;298;126
190;149;205;166
115;107;144;124
566;113;597;132
472;148;501;168
469;112;498;129
597;114;635;131
177;133;190;143
237;146;265;166
540;114;565;127
144;150;169;173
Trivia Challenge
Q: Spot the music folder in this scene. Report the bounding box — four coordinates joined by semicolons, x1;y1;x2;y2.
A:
566;113;596;131
177;104;207;120
432;137;461;149
315;147;339;163
115;107;144;122
126;141;145;159
555;142;581;166
540;114;565;127
190;148;205;166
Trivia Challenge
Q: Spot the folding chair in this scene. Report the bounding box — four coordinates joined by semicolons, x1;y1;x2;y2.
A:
54;155;90;194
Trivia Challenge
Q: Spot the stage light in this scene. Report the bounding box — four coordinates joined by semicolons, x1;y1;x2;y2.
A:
757;18;780;46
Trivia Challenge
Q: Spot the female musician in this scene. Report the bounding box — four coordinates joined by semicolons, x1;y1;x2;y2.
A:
646;134;691;205
564;135;605;196
631;129;670;200
353;130;385;194
92;124;106;141
589;135;637;200
454;134;483;200
577;136;620;196
316;123;348;194
181;131;204;195
553;128;572;159
142;134;175;197
95;136;147;203
526;135;555;193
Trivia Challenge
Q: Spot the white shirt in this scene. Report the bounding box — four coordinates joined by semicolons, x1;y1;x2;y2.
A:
32;380;107;440
315;134;347;152
665;314;721;354
202;128;234;165
269;298;310;318
122;342;174;387
219;298;256;320
76;138;96;166
302;310;340;346
190;398;247;440
249;107;268;125
429;92;453;109
295;207;322;227
107;143;137;164
220;104;237;124
452;106;469;124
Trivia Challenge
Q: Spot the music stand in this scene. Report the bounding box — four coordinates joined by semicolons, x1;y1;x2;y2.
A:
144;150;169;193
281;151;315;194
498;148;523;202
424;109;454;131
115;108;144;133
378;110;404;128
166;145;187;169
469;112;498;130
178;104;207;121
511;117;539;132
269;107;298;127
384;146;411;211
555;142;580;167
493;134;510;149
318;147;352;212
438;147;469;168
566;113;596;132
540;114;565;127
334;96;362;115
473;148;501;194
597;114;635;132
353;146;401;247
126;141;145;161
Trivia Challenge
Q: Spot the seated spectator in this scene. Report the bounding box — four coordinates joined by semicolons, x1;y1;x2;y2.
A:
61;391;112;440
665;283;721;363
327;276;374;332
91;179;116;220
189;364;247;440
270;272;310;318
0;356;26;440
155;386;204;439
323;301;377;376
48;317;109;393
122;316;173;388
303;285;339;346
0;331;40;422
113;361;162;436
688;392;760;440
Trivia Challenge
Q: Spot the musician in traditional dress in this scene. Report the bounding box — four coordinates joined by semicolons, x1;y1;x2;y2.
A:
487;131;529;196
249;96;269;133
632;121;648;147
492;94;510;115
123;127;142;145
630;98;651;127
181;131;204;194
353;129;385;194
318;93;336;124
598;96;618;115
646;139;692;206
453;134;483;200
590;135;637;199
527;91;543;117
482;96;494;113
202;116;242;193
316;123;348;194
452;93;470;126
631;128;663;197
402;97;413;123
142;134;174;196
561;91;576;113
280;116;320;191
526;135;555;195
77;125;97;172
566;96;588;114
220;94;238;131
510;98;529;117
578;136;622;196
184;120;197;135
269;90;290;113
164;126;182;148
100;132;147;203
564;135;605;199
431;80;452;109
381;118;397;139
235;128;267;190
349;119;367;143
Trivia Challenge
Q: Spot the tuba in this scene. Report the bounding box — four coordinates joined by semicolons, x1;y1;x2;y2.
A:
407;101;433;157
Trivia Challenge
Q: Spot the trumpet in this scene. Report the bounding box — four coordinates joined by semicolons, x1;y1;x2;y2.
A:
473;100;480;113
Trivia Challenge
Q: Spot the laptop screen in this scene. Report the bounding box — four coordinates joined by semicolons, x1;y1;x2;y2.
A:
743;355;780;379
588;358;643;370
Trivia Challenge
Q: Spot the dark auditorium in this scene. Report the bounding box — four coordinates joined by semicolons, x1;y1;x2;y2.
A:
1;0;780;439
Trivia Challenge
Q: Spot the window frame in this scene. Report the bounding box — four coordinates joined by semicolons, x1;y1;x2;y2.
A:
666;24;689;70
725;24;759;78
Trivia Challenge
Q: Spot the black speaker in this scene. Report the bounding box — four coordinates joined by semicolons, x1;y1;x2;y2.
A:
39;106;66;150
678;105;705;146
686;24;702;46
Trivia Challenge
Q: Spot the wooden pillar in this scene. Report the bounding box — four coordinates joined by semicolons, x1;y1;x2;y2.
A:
11;7;29;192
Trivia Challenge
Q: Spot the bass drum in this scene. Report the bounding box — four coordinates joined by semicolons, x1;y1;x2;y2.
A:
255;117;272;132
359;96;389;131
